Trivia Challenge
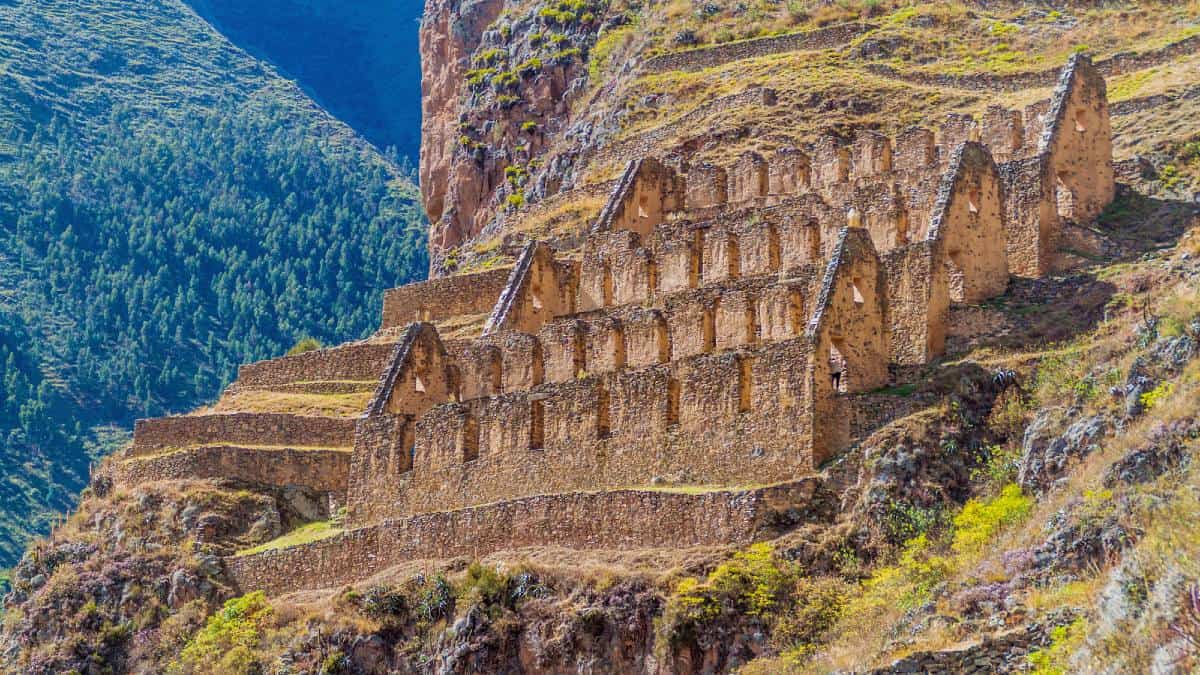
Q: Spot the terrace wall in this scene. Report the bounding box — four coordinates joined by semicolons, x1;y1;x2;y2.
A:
233;478;829;596
113;445;351;493
131;413;356;456
380;267;512;329
231;343;397;390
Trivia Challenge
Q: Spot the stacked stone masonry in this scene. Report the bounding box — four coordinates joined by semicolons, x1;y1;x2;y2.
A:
116;57;1116;595
228;479;826;596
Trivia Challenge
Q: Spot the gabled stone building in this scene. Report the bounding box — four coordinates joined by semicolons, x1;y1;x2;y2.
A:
108;55;1115;596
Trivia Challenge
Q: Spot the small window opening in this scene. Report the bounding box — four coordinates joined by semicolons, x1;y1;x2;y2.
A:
656;319;671;363
612;324;627;369
702;305;716;353
530;341;545;386
692;230;705;284
830;339;849;394
767;225;781;272
745;302;759;345
488;351;503;393
738;357;753;413
398;425;415;473
788;290;805;335
462;414;479;462
529;400;545;450
413;374;426;393
851;278;866;306
807;221;821;261
666;377;681;427
1074;110;1087;133
601;264;614;307
572;330;588;377
727;233;741;278
597;385;612;439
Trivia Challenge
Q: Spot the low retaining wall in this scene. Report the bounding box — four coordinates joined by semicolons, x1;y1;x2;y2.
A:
873;621;1065;674
113;445;351;493
866;33;1200;93
232;343;397;390
131;413;356;456
381;268;513;329
227;478;827;595
641;22;874;74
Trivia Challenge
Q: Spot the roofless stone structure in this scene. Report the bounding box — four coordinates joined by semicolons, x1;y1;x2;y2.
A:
107;55;1114;596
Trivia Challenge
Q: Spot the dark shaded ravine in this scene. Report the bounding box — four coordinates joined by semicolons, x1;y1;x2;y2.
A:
185;0;427;163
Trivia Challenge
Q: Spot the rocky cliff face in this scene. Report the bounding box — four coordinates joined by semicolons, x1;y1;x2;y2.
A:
420;0;614;268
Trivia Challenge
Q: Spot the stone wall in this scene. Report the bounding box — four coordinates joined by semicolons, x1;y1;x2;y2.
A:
863;32;1200;92
873;622;1061;674
230;478;828;596
928;142;1009;303
593;157;684;237
130;413;356;456
380;267;512;329
231;342;397;390
112;445;351;493
640;22;874;74
346;338;818;524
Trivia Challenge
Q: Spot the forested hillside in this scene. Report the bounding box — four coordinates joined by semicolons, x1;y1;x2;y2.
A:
185;0;426;160
0;0;427;567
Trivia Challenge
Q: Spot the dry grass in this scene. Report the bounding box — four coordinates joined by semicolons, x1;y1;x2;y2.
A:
205;389;373;417
235;520;341;557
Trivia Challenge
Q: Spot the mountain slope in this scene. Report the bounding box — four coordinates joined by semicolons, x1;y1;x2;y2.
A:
0;0;427;567
184;0;427;162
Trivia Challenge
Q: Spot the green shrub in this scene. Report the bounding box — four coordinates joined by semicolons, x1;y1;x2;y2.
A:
176;591;273;673
1028;617;1089;674
1140;382;1174;411
286;337;323;356
659;543;797;644
457;562;508;608
951;484;1034;555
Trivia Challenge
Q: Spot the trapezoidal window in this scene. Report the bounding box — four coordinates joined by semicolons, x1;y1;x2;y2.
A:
767;225;782;272
1055;172;1077;221
666;377;681;427
738;357;754;413
487;350;503;394
413;374;427;393
572;329;588;377
692;230;706;284
727;234;741;278
702;305;717;353
788;290;805;336
744;302;759;345
851;277;866;306
612;323;627;369
1074;109;1087;133
967;188;981;215
656;319;671;363
597;384;612;439
529;399;545;450
461;414;480;463
396;423;416;474
829;338;849;394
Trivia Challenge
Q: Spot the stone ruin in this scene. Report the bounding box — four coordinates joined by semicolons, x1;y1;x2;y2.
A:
106;55;1114;595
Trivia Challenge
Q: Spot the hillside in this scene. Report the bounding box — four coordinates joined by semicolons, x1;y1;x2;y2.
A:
0;0;427;568
183;0;427;162
3;1;1200;674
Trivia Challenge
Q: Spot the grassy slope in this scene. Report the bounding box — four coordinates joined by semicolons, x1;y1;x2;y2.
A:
0;0;426;567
